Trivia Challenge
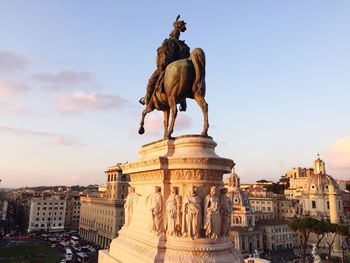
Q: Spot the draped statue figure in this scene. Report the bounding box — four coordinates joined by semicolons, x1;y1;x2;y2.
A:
150;186;164;235
219;187;233;237
182;186;202;239
166;186;182;237
124;187;140;227
204;186;221;239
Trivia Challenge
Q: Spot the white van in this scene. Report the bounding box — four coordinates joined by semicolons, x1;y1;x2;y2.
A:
65;248;73;261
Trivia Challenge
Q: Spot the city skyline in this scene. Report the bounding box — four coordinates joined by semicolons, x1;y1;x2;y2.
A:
1;1;350;188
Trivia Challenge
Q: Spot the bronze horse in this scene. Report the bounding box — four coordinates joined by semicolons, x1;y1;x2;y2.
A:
138;48;209;139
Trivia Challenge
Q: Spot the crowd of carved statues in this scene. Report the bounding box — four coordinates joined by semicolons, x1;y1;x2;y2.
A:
124;185;233;240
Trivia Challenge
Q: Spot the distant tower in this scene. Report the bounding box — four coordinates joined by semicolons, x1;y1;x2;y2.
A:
228;166;240;188
329;183;342;257
314;154;326;175
105;164;129;201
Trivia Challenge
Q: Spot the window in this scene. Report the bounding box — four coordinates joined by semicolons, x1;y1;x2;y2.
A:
312;201;316;209
327;201;330;209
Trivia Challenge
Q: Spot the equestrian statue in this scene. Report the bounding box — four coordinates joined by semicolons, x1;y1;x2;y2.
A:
138;15;209;139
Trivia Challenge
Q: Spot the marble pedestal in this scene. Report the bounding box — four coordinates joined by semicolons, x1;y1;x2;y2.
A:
99;135;243;263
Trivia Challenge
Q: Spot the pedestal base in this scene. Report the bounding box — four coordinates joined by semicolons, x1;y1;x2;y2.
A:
99;228;243;263
98;135;243;263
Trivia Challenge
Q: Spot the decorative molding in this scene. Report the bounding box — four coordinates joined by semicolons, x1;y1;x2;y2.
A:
168;157;233;168
170;169;223;182
130;170;165;182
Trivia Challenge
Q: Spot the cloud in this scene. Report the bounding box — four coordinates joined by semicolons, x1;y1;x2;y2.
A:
34;70;91;89
9;106;32;116
0;79;29;97
55;91;129;113
52;135;84;146
0;50;30;74
0;125;83;146
324;137;350;180
326;137;350;169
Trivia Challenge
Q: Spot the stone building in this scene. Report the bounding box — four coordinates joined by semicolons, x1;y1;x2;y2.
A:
0;199;8;235
65;196;80;230
284;167;314;200
27;196;66;233
301;156;344;221
79;163;129;249
256;219;295;251
227;170;264;257
277;199;301;219
245;187;279;221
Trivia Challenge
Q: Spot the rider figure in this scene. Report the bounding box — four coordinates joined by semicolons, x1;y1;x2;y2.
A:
139;15;189;111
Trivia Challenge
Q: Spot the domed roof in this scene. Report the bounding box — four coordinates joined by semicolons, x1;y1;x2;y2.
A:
303;172;340;194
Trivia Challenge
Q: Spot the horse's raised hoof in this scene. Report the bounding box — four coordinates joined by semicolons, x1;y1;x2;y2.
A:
139;97;145;105
138;127;145;135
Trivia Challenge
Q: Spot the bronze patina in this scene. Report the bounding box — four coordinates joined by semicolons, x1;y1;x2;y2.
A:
138;16;209;139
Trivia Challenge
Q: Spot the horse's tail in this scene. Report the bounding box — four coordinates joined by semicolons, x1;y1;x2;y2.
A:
189;48;206;96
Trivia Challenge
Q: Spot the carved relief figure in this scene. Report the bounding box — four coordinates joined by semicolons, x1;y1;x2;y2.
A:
204;186;221;239
166;187;182;237
182;185;202;239
219;187;233;237
150;186;164;235
124;187;140;227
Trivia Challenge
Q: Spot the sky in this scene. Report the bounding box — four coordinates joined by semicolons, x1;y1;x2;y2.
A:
0;1;349;188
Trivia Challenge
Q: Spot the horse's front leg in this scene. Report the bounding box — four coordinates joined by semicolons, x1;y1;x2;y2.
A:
163;110;170;139
138;104;153;135
167;97;177;139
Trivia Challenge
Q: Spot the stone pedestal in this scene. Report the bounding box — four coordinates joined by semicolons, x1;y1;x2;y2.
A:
99;135;243;263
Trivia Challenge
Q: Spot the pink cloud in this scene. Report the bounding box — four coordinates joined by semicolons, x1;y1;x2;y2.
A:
326;137;350;169
325;137;350;179
34;70;91;89
52;135;84;146
0;125;83;146
0;50;30;74
56;91;128;113
0;79;29;97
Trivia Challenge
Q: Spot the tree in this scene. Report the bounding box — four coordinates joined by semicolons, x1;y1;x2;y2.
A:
289;217;317;263
325;223;348;263
311;220;328;248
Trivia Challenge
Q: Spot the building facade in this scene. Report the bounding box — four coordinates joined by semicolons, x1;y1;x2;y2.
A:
256;219;295;251
79;164;129;249
27;196;66;233
65;196;80;230
227;170;264;257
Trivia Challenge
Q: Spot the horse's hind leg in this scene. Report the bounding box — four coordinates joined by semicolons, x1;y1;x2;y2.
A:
194;92;209;136
167;96;177;139
163;110;170;139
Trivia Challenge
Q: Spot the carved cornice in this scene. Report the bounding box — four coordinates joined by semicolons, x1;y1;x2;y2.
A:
170;169;223;182
130;170;165;182
168;157;233;168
